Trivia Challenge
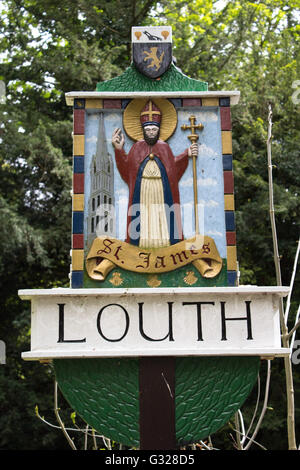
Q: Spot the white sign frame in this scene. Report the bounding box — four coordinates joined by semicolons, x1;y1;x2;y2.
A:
19;286;290;361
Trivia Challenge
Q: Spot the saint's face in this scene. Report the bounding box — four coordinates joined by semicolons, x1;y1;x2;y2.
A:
144;125;159;138
143;125;160;146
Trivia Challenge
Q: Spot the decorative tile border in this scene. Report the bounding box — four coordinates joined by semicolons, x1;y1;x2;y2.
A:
220;98;237;286
71;99;86;287
66;91;240;107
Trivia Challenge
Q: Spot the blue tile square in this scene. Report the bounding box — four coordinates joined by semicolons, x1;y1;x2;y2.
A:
219;97;230;107
168;98;182;108
121;99;131;109
74;98;85;109
74;156;84;173
223;154;233;171
71;271;84;288
225;211;235;231
72;211;84;234
227;271;237;286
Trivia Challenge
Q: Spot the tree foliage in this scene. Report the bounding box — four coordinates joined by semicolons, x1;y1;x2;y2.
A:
0;0;299;449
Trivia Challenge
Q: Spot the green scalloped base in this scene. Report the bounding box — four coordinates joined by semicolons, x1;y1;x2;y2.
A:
96;63;208;93
54;356;259;448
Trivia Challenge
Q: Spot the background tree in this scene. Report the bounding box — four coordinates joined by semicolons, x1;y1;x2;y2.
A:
0;0;299;449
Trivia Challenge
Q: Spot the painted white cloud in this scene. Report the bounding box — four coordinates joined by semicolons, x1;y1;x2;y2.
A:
200;111;218;122
198;177;218;187
181;177;218;187
104;112;122;122
198;143;218;158
199;199;219;207
207;229;223;237
180;177;193;187
86;135;98;143
89;114;99;120
180;110;218;123
115;187;128;196
116;196;128;205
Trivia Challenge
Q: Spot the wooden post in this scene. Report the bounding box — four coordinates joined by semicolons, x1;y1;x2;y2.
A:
139;357;176;450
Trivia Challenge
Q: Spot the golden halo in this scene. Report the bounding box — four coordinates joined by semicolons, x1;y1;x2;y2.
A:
123;98;177;142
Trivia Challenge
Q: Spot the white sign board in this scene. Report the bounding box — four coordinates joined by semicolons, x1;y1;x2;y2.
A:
19;287;290;361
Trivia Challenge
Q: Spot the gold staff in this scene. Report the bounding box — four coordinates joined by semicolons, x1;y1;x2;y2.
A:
181;115;203;235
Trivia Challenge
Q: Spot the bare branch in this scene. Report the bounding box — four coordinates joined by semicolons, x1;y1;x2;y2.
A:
267;104;297;450
267;105;282;290
287;305;300;342
244;360;271;450
54;380;77;450
242;374;261;444
234;410;245;450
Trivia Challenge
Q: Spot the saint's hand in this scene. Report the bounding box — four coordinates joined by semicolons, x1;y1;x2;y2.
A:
188;143;198;157
112;128;125;150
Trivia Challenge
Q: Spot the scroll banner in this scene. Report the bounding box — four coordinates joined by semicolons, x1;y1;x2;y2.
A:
86;236;223;281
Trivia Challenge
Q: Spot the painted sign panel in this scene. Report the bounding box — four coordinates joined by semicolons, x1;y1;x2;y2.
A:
79;97;234;290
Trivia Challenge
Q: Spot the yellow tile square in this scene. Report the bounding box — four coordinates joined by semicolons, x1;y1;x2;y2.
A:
202;97;219;107
224;194;235;211
73;134;85;156
85;99;103;109
73;194;84;211
72;250;84;271
227;246;237;271
222;131;232;154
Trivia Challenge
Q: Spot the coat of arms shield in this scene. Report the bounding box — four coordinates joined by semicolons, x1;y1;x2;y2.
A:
132;26;173;79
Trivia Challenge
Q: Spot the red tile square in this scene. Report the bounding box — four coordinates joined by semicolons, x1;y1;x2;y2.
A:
223;171;234;194
103;99;122;109
182;98;201;107
226;231;236;245
72;233;84;249
73;173;84;193
220;107;231;130
73;109;85;134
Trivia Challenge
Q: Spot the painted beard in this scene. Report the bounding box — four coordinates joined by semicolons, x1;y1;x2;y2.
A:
143;128;160;146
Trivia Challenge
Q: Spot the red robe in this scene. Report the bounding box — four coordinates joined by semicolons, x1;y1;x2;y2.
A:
115;139;189;244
